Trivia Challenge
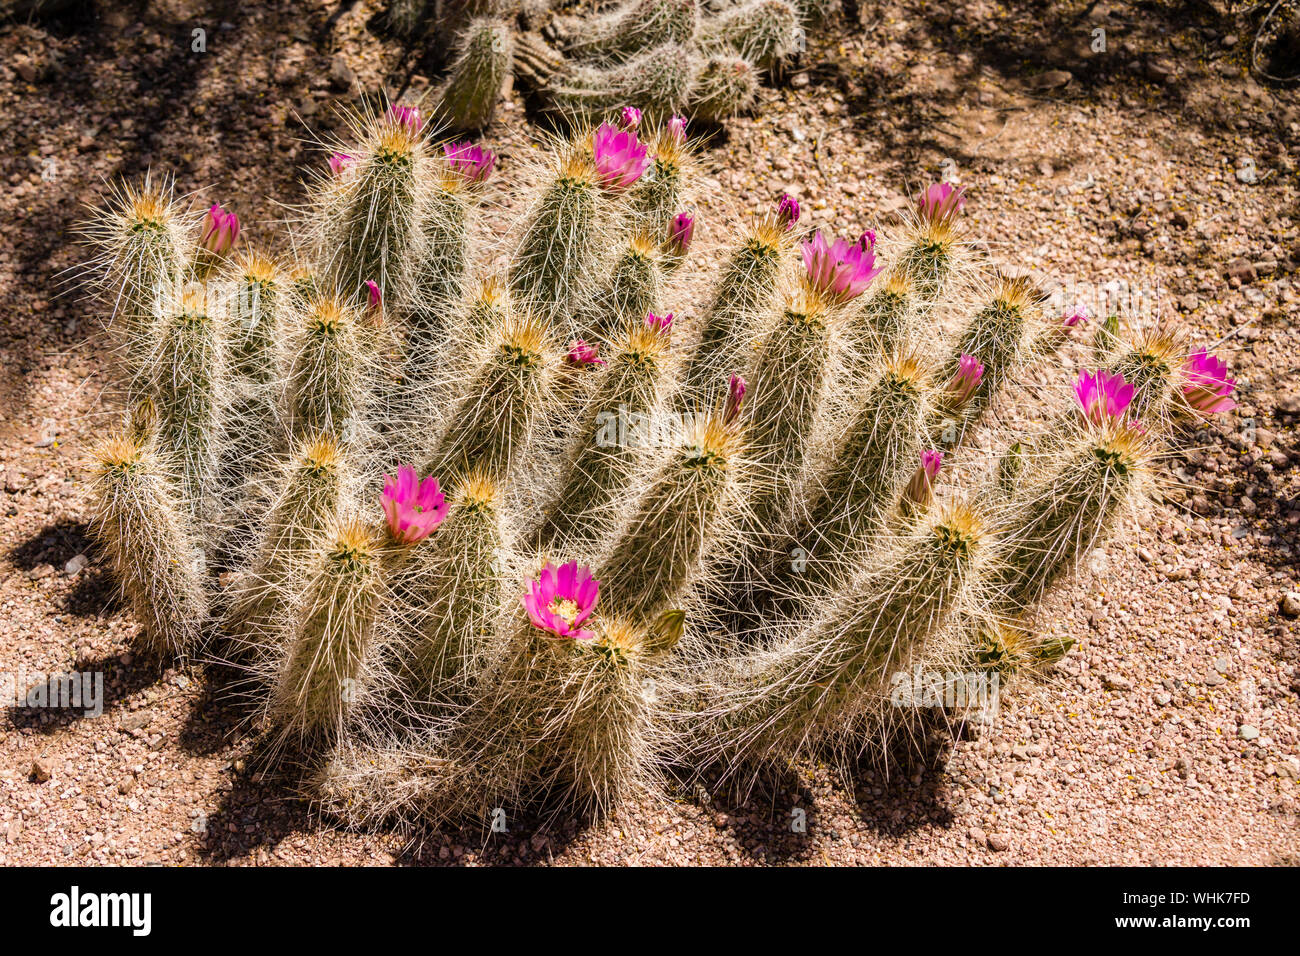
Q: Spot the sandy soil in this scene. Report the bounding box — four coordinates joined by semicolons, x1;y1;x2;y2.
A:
0;0;1297;865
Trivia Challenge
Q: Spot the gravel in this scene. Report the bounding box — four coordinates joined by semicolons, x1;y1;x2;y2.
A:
0;0;1296;866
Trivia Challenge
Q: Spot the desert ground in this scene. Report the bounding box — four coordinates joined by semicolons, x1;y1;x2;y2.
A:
0;0;1297;865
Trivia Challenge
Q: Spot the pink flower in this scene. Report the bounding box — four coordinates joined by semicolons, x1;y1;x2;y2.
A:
388;104;423;132
381;465;449;545
948;353;985;406
200;202;239;255
522;560;600;640
566;339;606;367
917;182;966;225
619;106;643;130
328;152;355;176
776;193;800;230
859;229;877;250
724;374;746;424
1182;348;1237;415
904;450;943;509
801;231;884;303
443;141;496;184
666;115;688;145
666;212;695;256
592;122;650;190
365;279;382;311
645;311;674;335
1074;369;1135;425
1062;302;1090;328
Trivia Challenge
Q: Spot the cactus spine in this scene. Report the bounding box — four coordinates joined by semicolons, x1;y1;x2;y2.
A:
700;0;802;71
689;54;759;121
438;17;514;132
538;322;672;548
269;519;384;746
89;432;209;658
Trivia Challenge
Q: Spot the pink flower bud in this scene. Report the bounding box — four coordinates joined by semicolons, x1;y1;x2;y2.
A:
388;104;423;133
200;202;239;256
666;212;694;256
948;353;985;407
619;106;643;130
1074;369;1135;425
666;115;688;145
365;280;382;311
724;374;747;424
776;193;800;230
1062;303;1090;328
1182;348;1237;415
645;311;674;334
328;152;355;176
443;141;496;184
566;339;606;367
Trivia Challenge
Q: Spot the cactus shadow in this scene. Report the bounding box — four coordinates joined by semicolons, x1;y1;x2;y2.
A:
389;810;588;866
675;764;821;864
843;723;960;837
6;518;123;619
2;650;177;735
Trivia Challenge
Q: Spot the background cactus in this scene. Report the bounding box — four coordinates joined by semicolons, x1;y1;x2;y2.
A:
402;0;824;132
82;100;1233;836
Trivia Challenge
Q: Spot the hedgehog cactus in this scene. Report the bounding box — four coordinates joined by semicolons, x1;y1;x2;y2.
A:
437;17;514;132
82;101;1229;832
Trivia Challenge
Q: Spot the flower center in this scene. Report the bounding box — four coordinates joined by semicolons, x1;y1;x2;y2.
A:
548;597;580;626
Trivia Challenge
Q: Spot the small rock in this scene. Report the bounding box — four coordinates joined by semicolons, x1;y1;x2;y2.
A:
1154;691;1172;706
5;818;21;844
1227;258;1256;283
987;833;1010;852
1238;724;1259;741
1137;547;1155;564
1279;593;1300;618
1103;673;1133;691
64;553;89;576
967;826;986;846
27;564;54;581
29;759;51;783
1026;69;1072;91
329;55;356;90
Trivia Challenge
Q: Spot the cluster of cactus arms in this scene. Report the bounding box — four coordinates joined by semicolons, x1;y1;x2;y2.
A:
84;101;1237;830
399;0;832;133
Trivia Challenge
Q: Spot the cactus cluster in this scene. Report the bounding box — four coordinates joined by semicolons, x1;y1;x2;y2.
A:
413;0;830;133
83;102;1236;833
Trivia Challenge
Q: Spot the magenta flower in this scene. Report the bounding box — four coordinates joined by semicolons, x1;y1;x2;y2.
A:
904;450;943;509
381;465;449;545
592;122;650;190
1062;302;1090;328
328;152;355;176
388;104;423;132
1074;369;1135;425
522;560;600;640
859;229;877;250
948;353;985;406
364;279;382;311
666;212;695;256
724;374;746;424
619;106;643;131
666;115;688;145
200;202;239;255
566;339;606;367
1182;348;1237;415
776;193;800;230
917;182;966;225
645;311;674;335
443;141;496;184
801;231;884;303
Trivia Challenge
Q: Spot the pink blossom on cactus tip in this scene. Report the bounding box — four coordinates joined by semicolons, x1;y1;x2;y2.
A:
1074;369;1135;425
801;230;884;303
592;122;651;190
566;339;606;367
443;141;496;184
948;353;985;406
364;280;382;310
1182;348;1237;415
859;229;877;250
328;152;354;176
381;465;448;545
904;449;943;508
667;212;695;255
388;104;423;132
776;193;800;230
200;202;239;255
645;311;674;334
619;106;643;130
724;374;747;424
1062;302;1090;328
522;560;600;640
917;181;966;223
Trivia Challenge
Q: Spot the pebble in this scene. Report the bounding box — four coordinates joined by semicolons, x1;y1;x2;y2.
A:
1238;725;1259;741
29;759;51;783
987;833;1010;852
1279;593;1300;618
64;553;88;576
